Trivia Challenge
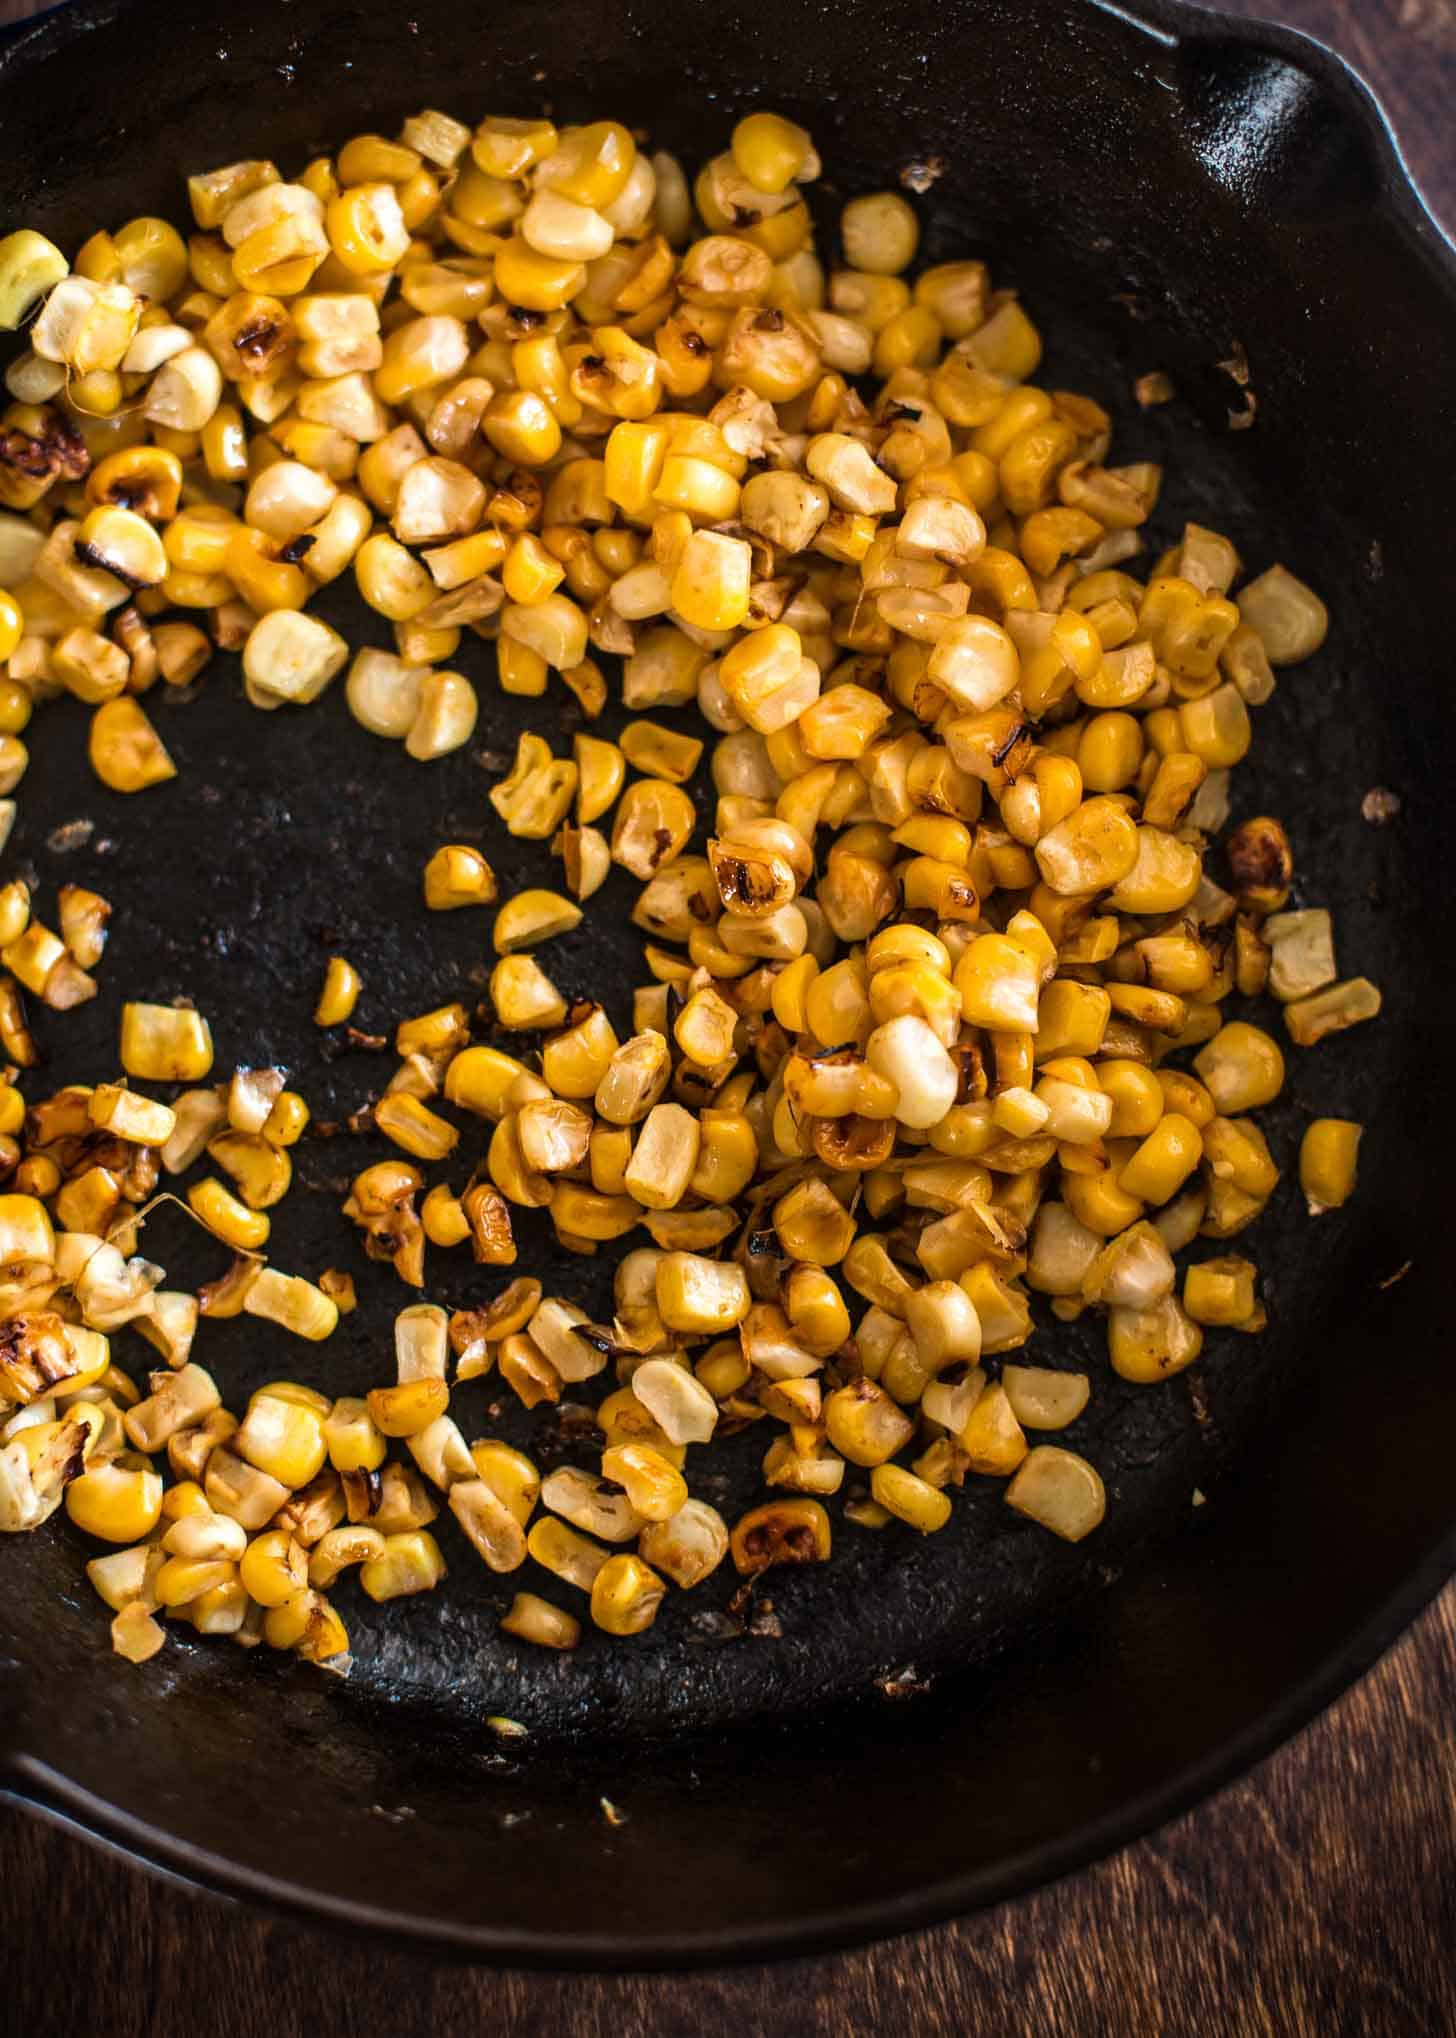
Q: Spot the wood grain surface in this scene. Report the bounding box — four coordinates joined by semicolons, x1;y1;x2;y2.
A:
2;1;1454;2031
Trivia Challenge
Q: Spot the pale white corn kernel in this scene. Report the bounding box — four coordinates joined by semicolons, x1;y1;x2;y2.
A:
346;647;426;738
144;345;224;431
630;1357;719;1445
404;669;477;759
242;609;348;706
865;1015;958;1130
521;191;615;263
245;460;337;540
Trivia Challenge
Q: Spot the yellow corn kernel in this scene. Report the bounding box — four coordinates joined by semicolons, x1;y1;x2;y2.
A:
1118;1113;1204;1204
359;1529;447;1601
1299;1117;1362;1212
88;698;176;793
502;531;565;607
598;1439;686;1523
188;1176;269;1251
367;1379;450;1439
423;844;497;910
730;112;819;194
0;230;69;330
321;1396;386;1476
500;1590;581;1650
119;1002;213;1082
491;890;582;955
445;1043;535;1118
589;1551;666;1636
1193;1022;1285;1113
824;1379;914;1466
314;954;361;1025
1183;1256;1259;1327
870;1462;952;1532
490;954;568;1030
373;1092;460;1161
65;1456;164;1544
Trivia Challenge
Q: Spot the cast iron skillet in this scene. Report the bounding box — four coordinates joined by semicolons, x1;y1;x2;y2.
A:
0;0;1452;1968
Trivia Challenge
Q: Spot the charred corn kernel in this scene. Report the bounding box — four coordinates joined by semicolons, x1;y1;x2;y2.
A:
731;1497;831;1574
1199;1117;1278;1202
87;1084;175;1148
953;1380;1026;1476
593;1437;683;1522
534;1012;616;1108
238;1268;335;1345
664;528;747;633
242;608;348;708
2;921;62;996
768;953;817;1033
1061;1164;1143;1238
620;720;702;787
1034;796;1139;895
314;955;361;1025
522;1514;607;1594
260;1587;348;1660
1177;682;1251;767
355;530;434;621
1291;1119;1360;1222
952;932;1042;1034
404;668;478;759
415;1181;468;1249
88;698;175;793
992;1365;1089;1435
325;182;410;274
502;531;564;606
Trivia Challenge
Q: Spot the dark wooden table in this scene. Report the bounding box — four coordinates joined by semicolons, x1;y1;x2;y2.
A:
3;1;1454;2030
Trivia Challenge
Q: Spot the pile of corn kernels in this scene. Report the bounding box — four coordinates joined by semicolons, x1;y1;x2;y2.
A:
0;104;1379;1669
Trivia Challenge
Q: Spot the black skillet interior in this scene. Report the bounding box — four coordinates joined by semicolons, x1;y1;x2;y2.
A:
0;0;1453;1966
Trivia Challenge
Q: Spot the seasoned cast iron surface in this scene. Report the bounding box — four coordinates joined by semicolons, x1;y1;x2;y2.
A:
13;241;1401;1746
